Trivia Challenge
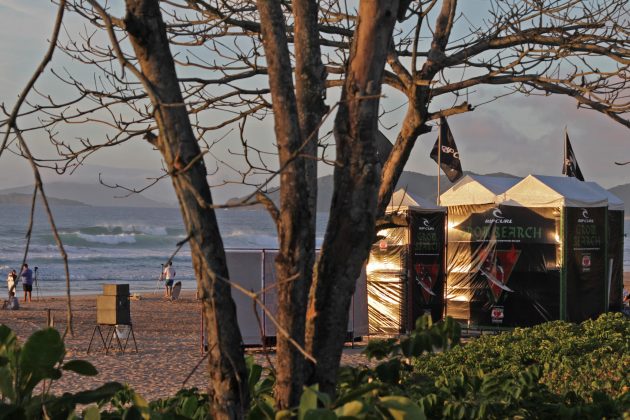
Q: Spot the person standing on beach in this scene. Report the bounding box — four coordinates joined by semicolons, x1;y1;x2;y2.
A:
20;264;33;303
6;269;17;297
162;261;176;298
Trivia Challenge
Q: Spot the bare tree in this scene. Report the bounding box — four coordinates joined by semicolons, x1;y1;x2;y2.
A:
2;0;628;415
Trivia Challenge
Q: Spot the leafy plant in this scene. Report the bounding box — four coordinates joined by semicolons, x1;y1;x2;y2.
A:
0;324;123;419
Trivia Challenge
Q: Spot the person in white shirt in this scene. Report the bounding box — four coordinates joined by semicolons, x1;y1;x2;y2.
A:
162;261;176;298
6;269;17;297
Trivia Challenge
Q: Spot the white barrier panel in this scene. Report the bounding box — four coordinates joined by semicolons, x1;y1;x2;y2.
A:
225;250;368;346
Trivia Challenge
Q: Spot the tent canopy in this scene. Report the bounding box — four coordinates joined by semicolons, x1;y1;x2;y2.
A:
500;175;609;208
388;188;445;212
439;175;521;206
584;182;624;211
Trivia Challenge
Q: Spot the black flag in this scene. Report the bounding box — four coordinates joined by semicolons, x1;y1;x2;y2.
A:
430;117;463;182
563;132;584;181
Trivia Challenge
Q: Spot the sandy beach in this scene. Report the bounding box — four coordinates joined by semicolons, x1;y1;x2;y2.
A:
0;291;371;402
2;274;628;402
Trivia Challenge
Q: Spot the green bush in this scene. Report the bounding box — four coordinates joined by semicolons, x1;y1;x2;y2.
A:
3;313;628;419
403;313;629;418
0;325;123;419
412;312;629;400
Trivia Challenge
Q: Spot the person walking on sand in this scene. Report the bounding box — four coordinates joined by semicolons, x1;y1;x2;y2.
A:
162;261;176;298
20;264;33;303
6;269;17;297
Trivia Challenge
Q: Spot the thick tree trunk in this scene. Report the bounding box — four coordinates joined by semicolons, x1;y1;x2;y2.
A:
306;0;399;396
256;0;323;408
124;2;248;418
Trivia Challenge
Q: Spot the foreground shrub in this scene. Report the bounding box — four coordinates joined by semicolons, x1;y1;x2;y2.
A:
3;314;628;419
0;325;123;419
412;312;629;401
403;312;630;418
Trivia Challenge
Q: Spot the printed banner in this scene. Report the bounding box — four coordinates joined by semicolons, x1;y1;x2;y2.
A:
410;212;446;325
446;205;561;327
565;206;606;321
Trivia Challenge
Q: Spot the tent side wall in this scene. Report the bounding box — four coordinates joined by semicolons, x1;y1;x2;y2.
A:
367;208;446;334
367;219;408;335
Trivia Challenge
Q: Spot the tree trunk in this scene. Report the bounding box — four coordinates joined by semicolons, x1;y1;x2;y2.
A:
124;1;248;418
378;0;457;216
306;0;399;396
256;0;323;408
377;104;428;216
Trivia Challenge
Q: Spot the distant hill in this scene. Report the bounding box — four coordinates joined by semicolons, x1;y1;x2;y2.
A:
227;171;521;211
228;171;628;213
0;182;171;208
609;183;630;214
0;193;88;207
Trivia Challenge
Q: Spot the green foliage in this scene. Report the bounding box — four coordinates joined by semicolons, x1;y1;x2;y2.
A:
0;324;123;419
4;314;629;419
407;313;630;418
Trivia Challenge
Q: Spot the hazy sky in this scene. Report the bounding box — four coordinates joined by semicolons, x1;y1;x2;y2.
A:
1;1;628;205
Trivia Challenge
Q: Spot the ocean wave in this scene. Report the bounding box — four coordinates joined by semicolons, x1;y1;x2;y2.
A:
76;232;137;244
61;224;171;237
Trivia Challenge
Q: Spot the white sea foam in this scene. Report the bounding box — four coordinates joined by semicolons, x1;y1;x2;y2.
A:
76;232;137;244
131;225;168;236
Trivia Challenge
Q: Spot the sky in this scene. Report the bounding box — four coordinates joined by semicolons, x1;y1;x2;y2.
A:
0;1;628;205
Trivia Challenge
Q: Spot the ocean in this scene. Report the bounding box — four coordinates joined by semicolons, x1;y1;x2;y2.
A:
0;204;323;296
0;204;628;296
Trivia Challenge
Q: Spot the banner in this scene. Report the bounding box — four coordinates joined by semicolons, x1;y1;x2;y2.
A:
446;205;560;327
430;117;463;182
565;206;606;321
563;132;585;181
409;212;446;325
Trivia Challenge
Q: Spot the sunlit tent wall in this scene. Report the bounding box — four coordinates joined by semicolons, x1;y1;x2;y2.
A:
583;182;625;311
440;175;522;327
367;189;446;335
444;174;611;327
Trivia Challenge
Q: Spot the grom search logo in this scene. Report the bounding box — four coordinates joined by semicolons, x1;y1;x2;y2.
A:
485;208;513;224
577;208;594;224
417;218;435;231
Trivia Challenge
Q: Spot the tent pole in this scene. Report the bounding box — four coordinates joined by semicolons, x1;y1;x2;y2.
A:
605;210;610;312
560;207;567;320
437;120;442;205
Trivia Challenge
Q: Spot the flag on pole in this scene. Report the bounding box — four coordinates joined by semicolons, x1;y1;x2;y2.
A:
563;131;584;181
430;117;463;182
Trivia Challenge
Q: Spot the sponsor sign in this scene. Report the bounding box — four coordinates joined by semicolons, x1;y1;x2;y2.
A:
491;306;505;324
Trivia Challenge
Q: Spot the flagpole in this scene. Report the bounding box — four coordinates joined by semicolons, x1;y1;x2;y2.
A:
437;118;442;206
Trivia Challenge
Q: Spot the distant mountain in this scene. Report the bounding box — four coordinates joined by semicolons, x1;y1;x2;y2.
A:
0;193;88;207
227;171;521;211
227;171;630;214
609;183;630;214
0;182;171;208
